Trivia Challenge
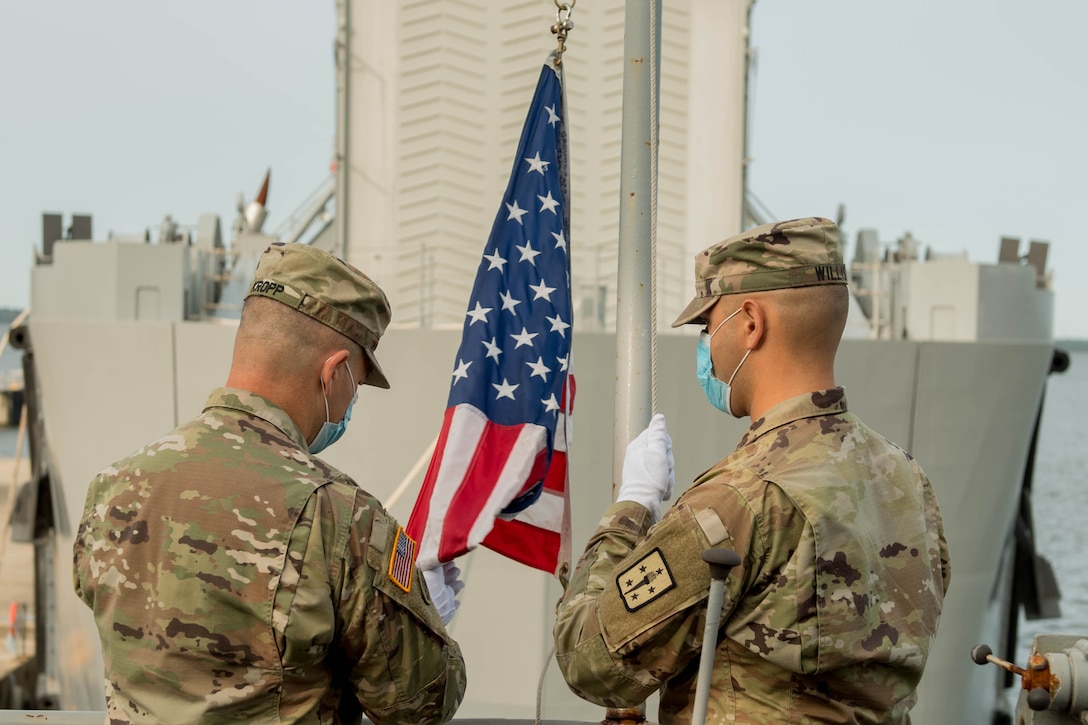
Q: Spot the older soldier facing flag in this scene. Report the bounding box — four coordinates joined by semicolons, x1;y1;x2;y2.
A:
74;243;466;724
554;218;950;723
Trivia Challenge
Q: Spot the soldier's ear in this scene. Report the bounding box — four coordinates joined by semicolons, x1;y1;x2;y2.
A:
740;300;765;349
319;350;350;392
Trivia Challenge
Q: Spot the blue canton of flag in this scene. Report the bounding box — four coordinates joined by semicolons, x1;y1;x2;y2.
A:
447;85;571;439
408;59;574;575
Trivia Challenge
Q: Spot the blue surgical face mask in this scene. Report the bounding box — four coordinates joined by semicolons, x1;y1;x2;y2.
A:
308;360;358;454
696;308;751;418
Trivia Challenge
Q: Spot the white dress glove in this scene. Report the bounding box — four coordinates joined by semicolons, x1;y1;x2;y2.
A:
617;413;675;522
422;561;464;626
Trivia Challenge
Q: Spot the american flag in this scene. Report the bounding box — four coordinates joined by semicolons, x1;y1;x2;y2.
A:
407;58;573;577
388;526;417;593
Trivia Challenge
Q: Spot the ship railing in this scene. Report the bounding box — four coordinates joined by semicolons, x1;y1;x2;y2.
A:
271;175;336;246
849;259;901;341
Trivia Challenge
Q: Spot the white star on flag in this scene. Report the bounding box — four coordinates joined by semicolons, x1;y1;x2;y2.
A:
538;191;560;214
466;301;492;325
529;279;556;301
493;378;519;400
500;290;522;315
524;152;550;175
484;250;508;272
506;200;529;224
526;356;552;380
452;359;472;384
482;337;502;362
547;314;571;337
511;327;539;349
516;241;542;266
551;229;567;252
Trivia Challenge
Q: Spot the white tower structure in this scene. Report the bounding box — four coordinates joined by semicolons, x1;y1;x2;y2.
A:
334;0;753;330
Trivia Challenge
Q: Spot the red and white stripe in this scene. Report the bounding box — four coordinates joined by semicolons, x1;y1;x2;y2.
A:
408;380;573;575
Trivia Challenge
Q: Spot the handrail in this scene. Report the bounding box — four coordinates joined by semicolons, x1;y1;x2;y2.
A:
271;175;336;245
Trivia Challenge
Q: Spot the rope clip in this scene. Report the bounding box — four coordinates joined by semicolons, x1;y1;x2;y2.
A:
551;0;575;64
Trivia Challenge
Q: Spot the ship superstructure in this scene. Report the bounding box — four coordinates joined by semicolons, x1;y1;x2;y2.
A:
3;2;1066;723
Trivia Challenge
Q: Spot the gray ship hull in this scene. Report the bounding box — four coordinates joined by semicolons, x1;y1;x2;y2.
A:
17;311;1057;723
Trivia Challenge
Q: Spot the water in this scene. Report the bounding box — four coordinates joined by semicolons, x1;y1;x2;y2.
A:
1014;349;1088;662
0;318;27;458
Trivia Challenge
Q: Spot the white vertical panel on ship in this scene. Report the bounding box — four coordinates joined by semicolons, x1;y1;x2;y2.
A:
343;1;399;289
687;0;750;251
342;0;751;332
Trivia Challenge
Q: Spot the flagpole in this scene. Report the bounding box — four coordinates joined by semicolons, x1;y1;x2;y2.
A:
609;1;662;722
333;0;350;261
550;2;576;577
612;1;661;499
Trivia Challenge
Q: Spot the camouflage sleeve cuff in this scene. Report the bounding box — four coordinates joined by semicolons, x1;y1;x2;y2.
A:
595;500;655;538
561;501;655;600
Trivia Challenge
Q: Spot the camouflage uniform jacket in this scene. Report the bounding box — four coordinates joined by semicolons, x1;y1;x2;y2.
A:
74;388;466;725
554;388;950;724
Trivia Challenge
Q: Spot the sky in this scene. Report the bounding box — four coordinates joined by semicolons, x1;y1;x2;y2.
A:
1;1;1085;338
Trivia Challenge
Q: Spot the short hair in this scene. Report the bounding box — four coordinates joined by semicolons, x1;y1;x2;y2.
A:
674;217;845;327
244;243;391;387
755;284;848;357
235;296;359;376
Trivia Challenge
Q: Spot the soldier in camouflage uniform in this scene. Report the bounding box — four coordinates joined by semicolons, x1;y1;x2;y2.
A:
74;243;466;724
554;218;950;723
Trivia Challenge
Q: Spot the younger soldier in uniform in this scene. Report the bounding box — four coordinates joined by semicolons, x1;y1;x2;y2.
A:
74;243;466;724
554;217;950;723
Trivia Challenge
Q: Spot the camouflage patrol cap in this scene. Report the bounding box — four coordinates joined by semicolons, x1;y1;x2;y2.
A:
245;243;392;388
671;216;847;327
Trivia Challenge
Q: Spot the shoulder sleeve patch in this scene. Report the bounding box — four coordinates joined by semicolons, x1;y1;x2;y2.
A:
617;548;675;611
599;505;715;653
387;526;417;592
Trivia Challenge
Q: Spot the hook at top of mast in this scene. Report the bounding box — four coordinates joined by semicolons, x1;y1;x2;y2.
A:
551;0;575;65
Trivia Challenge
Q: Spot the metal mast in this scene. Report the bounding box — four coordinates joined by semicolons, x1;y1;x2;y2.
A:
333;0;350;260
608;4;662;721
612;0;662;494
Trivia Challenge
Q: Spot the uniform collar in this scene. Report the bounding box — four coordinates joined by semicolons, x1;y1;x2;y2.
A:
737;387;849;449
202;387;308;450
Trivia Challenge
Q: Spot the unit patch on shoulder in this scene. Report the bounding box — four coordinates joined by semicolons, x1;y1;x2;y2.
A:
388;526;418;592
617;548;675;612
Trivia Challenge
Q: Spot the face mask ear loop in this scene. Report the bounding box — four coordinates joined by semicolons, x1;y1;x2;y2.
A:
706;306;744;382
727;348;752;386
707;306;741;342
